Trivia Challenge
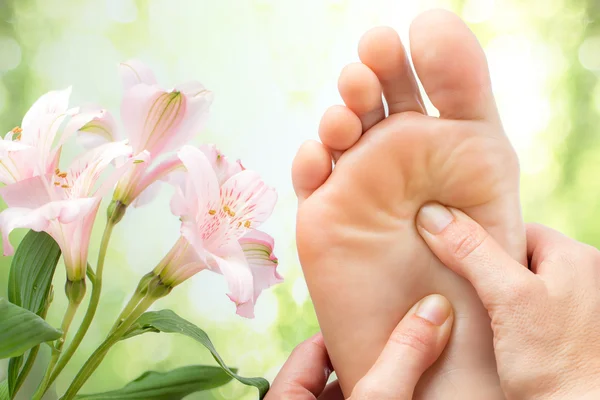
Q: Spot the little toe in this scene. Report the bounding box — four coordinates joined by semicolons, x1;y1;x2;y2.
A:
409;9;499;121
358;26;425;115
292;140;333;203
338;62;385;131
318;105;362;154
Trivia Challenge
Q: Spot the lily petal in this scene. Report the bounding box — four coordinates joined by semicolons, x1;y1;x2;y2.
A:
220;170;278;229
240;229;283;303
119;60;158;91
0;197;98;256
177;145;219;208
67;141;133;197
121;84;187;155
77;108;120;148
21;87;72;131
131;154;184;207
0;142;37;184
211;244;255;318
0;174;57;209
199;144;243;185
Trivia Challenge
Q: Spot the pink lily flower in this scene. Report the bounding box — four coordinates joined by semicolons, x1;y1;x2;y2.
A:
154;145;281;318
0;141;135;281
0;87;108;184
111;60;213;207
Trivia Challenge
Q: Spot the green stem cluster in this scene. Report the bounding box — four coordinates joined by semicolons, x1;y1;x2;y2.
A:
30;201;127;399
60;294;157;400
32;299;80;400
25;199;174;399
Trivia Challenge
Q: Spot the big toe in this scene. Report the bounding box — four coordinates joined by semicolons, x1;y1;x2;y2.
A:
410;9;499;121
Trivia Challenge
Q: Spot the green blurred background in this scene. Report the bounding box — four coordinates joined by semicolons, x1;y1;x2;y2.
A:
0;0;599;398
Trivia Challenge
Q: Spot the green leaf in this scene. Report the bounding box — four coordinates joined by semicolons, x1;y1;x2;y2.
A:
123;309;270;399
0;380;9;400
7;230;61;397
8;230;61;313
74;365;233;399
0;298;61;359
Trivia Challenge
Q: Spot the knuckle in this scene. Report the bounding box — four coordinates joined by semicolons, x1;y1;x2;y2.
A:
448;222;489;261
276;381;311;398
387;320;434;356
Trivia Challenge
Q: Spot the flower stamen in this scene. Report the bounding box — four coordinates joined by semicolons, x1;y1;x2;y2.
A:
11;126;22;141
223;205;235;217
244;221;251;228
208;209;216;215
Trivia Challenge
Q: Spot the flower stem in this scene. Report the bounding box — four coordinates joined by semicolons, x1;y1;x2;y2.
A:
108;291;144;334
47;216;117;387
12;299;52;398
12;345;40;398
60;295;156;400
31;300;79;400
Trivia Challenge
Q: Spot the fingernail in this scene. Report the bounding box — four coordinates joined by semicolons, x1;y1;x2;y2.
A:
417;203;454;234
415;295;452;326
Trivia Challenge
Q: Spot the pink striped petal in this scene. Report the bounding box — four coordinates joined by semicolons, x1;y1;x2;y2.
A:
240;229;283;303
77;108;120;148
121;84;187;156
220;170;277;229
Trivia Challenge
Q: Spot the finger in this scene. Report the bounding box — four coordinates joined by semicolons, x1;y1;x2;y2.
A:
416;203;535;310
266;332;333;400
318;381;344;400
526;223;580;273
350;294;453;400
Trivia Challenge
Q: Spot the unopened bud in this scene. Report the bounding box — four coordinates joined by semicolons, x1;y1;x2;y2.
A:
135;272;156;297
107;200;127;224
65;279;86;305
147;275;172;300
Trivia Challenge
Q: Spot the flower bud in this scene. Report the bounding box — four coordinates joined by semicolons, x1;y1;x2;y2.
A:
135;271;157;297
107;200;127;224
65;279;86;305
147;275;172;300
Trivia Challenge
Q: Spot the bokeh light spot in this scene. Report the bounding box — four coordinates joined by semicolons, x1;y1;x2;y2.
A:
0;37;22;72
0;81;8;115
291;277;309;305
578;36;600;71
462;0;495;23
105;0;138;23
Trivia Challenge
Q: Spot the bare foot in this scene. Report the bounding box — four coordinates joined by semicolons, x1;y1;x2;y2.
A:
293;9;525;399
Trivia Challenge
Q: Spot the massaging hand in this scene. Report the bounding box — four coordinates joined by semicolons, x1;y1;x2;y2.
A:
266;294;454;399
417;203;600;400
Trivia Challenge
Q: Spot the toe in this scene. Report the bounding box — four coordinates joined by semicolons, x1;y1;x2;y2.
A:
338;63;385;131
409;9;498;121
319;105;362;152
358;26;425;115
292;140;332;203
